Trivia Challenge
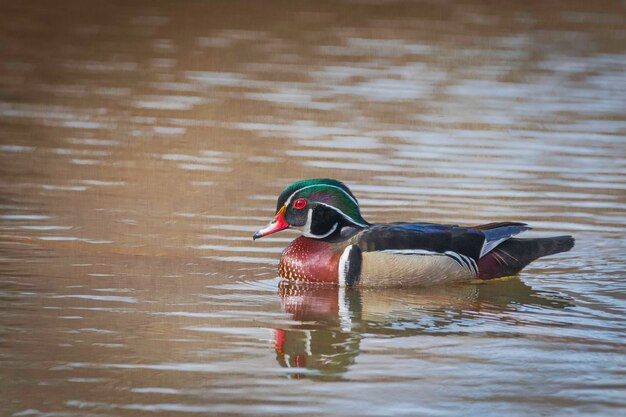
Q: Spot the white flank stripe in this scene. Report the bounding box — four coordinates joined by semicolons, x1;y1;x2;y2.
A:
383;249;442;255
445;251;478;277
444;251;464;267
337;245;353;287
338;246;355;330
469;257;479;275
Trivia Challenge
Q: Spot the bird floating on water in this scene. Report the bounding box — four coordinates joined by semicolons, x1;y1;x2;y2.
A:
253;179;574;287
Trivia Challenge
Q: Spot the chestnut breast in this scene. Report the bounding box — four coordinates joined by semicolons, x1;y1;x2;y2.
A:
278;237;343;284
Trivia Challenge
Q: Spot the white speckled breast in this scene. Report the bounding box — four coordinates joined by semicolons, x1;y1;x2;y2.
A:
278;237;341;284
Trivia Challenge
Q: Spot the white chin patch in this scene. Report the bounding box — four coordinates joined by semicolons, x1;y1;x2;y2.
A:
303;222;338;239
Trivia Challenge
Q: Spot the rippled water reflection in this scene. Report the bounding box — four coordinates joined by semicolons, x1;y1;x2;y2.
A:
1;0;625;416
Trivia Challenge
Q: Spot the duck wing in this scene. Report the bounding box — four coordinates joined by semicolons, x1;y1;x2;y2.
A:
353;222;486;260
346;223;484;285
353;221;530;259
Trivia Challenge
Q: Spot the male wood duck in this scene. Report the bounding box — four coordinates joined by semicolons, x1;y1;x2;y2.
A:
253;179;574;287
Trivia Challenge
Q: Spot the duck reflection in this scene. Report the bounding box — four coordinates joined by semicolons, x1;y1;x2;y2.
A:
273;279;572;379
274;284;361;379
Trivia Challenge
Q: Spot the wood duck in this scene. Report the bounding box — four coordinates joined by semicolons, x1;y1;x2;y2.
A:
253;179;574;287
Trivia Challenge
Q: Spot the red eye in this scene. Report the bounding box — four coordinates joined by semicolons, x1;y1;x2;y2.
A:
293;198;307;210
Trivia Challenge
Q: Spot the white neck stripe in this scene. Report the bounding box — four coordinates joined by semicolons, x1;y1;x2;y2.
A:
303;222;338;239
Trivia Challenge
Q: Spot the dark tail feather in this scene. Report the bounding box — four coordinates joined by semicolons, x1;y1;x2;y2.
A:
477;236;574;279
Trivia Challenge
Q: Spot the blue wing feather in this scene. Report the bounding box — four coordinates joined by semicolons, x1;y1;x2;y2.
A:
474;222;530;257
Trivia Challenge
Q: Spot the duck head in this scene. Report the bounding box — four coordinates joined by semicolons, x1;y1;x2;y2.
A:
253;179;369;240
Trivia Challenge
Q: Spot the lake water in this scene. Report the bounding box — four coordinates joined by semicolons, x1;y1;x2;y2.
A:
1;0;625;416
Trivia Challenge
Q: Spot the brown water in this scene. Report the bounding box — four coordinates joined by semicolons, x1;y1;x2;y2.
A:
1;0;625;416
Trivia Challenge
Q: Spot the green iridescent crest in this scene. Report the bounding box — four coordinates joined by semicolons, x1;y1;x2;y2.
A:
276;179;367;226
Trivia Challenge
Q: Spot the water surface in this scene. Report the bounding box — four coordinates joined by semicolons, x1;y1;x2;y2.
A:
1;0;625;416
